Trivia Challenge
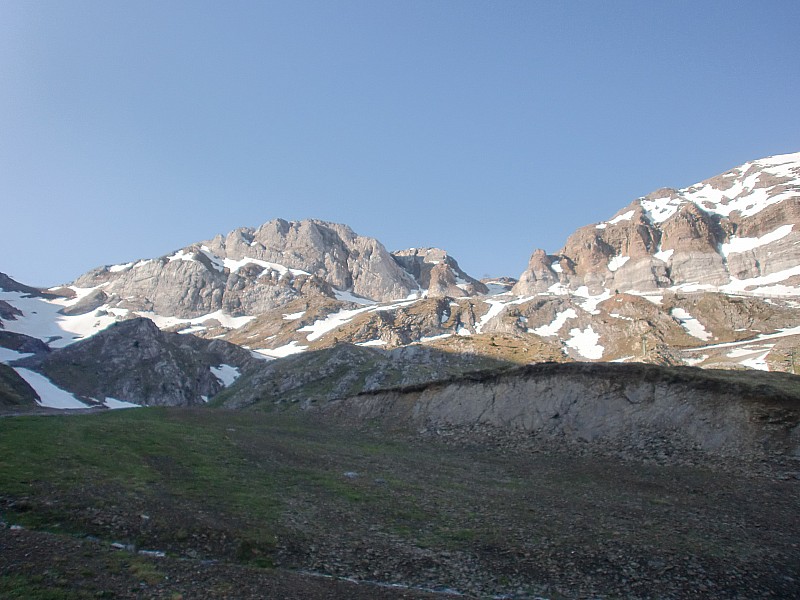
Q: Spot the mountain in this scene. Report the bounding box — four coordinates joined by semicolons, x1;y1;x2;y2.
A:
214;342;512;410
513;152;800;295
11;318;261;408
66;219;481;322
1;151;800;410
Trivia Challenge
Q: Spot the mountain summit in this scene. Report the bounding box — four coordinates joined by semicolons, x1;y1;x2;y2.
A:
514;152;800;296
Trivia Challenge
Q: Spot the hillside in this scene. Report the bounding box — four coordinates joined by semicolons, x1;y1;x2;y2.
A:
1;408;798;599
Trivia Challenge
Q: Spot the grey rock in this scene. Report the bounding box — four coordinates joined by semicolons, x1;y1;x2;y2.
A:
15;317;262;407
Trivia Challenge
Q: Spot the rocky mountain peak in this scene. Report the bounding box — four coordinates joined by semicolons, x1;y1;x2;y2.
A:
391;248;488;297
515;152;800;295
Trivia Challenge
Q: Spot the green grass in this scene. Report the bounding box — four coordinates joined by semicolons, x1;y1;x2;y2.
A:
0;408;288;553
2;405;798;599
0;575;96;599
0;408;466;559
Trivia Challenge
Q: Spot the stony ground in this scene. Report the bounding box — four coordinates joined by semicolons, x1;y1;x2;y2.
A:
1;407;799;599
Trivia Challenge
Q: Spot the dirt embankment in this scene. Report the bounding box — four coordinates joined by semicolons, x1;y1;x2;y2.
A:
320;362;800;462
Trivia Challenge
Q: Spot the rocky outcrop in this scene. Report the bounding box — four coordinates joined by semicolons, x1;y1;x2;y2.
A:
0;363;38;407
391;248;488;297
0;272;49;297
15;318;262;406
320;362;800;460
203;219;421;301
70;220;429;319
0;331;50;355
514;152;800;295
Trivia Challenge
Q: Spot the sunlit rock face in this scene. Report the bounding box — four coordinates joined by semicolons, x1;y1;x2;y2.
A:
515;152;800;296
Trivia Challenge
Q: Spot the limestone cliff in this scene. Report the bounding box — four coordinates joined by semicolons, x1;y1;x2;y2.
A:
514;152;800;295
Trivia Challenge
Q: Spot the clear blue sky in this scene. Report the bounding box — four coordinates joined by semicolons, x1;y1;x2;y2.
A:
2;0;798;286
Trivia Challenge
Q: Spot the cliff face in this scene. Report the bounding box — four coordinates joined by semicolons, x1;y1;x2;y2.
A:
69;219;426;320
514;152;800;295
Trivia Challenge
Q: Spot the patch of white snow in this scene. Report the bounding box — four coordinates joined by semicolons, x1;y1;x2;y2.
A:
670;308;712;341
108;262;133;273
0;348;34;364
607;210;635;225
653;248;674;263
15;368;90;409
720;224;794;257
104;397;140;409
565;327;604;359
531;308;577;337
607;256;630;272
253;341;308;358
210;364;240;387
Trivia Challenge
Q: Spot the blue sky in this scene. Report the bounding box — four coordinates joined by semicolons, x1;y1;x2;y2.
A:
2;1;798;286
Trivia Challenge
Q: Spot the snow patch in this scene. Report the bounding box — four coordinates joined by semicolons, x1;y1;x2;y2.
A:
199;246;225;272
607;255;630;272
0;348;34;364
282;311;305;321
253;341;308;358
692;325;800;351
104;397;140;409
720;224;794;257
168;249;197;264
611;356;635;363
573;287;612;314
334;289;378;305
740;350;772;371
639;152;800;224
139;310;256;331
721;264;800;294
531;308;577;337
565;327;604;359
210;364;240;387
15;368;90;409
299;306;373;341
475;299;507;334
610;313;633;321
653;248;674;263
607;210;635;225
419;333;453;343
0;290;120;348
109;262;133;273
670;308;712;341
223;257;310;278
